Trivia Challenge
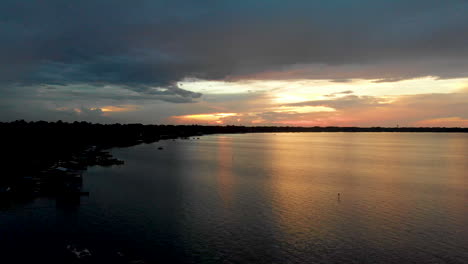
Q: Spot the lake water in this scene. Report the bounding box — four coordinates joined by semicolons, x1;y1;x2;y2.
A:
1;133;468;263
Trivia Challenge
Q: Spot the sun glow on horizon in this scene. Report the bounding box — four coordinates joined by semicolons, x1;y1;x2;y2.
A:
174;113;238;123
273;105;336;113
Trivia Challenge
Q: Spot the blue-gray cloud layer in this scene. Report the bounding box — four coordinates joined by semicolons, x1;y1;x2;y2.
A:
2;0;468;88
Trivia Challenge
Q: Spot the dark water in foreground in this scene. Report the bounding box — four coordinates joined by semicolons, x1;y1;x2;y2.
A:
1;133;468;263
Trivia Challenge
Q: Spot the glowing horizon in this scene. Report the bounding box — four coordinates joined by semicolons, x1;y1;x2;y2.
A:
164;77;468;127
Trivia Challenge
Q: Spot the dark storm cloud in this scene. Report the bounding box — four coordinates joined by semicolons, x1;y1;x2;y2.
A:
1;0;468;92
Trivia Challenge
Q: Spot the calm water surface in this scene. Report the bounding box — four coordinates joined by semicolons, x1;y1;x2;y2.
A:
1;133;468;263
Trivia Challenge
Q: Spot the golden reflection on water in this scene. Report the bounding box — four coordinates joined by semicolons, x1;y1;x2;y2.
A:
215;136;234;207
438;134;468;230
185;132;468;262
258;133;468;251
266;134;330;242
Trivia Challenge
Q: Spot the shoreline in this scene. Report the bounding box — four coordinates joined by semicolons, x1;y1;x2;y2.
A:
1;120;467;201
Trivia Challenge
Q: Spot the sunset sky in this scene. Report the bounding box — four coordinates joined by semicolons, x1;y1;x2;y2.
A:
1;0;467;127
